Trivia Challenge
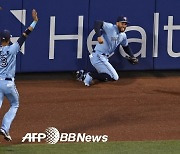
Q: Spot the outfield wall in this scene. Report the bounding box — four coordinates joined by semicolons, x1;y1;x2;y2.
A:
0;0;180;72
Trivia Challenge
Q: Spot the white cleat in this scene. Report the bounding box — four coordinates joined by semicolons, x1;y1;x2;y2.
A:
83;73;93;87
84;83;90;86
0;128;12;141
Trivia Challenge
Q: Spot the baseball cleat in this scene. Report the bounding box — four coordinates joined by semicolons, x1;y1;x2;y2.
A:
76;70;85;81
84;82;90;86
0;128;12;141
83;73;93;86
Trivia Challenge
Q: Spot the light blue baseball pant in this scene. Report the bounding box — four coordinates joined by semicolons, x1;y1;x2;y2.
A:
89;51;119;81
0;80;19;133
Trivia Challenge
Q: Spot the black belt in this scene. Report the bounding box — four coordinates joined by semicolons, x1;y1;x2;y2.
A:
5;78;12;81
102;53;109;56
92;51;109;57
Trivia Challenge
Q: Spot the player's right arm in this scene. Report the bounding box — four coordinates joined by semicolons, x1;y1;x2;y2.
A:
17;9;38;48
94;20;104;44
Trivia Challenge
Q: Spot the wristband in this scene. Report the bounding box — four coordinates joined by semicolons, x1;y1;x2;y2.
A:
24;29;31;35
30;21;37;29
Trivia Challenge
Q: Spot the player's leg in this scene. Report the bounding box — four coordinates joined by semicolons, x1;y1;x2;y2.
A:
0;81;5;108
1;82;19;134
0;92;4;108
90;72;114;81
76;69;114;84
93;54;119;80
83;53;119;86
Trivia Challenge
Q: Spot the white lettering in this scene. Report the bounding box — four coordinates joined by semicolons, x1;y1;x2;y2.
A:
153;13;159;57
85;135;92;142
68;133;76;142
37;133;46;142
49;16;84;59
91;135;102;142
31;133;38;142
59;133;68;142
22;133;32;142
102;135;108;142
164;16;180;57
76;133;86;142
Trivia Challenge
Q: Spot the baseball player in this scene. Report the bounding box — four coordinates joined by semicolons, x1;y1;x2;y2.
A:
0;9;38;141
77;16;138;86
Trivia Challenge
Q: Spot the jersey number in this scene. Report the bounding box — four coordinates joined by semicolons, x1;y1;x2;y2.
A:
0;56;8;67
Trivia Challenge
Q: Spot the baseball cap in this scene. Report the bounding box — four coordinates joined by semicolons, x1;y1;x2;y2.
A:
117;16;130;23
0;30;11;42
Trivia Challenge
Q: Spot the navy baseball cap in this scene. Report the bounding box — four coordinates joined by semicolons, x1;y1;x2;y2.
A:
117;16;130;23
0;30;11;42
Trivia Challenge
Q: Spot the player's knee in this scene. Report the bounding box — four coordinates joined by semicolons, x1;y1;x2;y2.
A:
11;99;19;108
112;73;119;81
104;73;119;81
12;102;19;108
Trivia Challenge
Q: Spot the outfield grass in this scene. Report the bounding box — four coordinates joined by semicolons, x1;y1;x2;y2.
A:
0;140;180;154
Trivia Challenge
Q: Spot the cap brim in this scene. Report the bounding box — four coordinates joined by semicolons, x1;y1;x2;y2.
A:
119;21;130;24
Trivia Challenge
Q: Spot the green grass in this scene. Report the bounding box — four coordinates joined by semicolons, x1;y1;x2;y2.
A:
0;140;180;154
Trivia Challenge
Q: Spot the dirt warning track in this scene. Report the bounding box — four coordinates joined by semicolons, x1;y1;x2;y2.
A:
0;71;179;144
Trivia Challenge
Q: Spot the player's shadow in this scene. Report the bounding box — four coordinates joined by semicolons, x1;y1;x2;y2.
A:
60;108;146;134
154;89;180;96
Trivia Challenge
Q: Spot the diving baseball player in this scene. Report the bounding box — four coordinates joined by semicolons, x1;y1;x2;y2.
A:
0;9;38;141
77;16;138;86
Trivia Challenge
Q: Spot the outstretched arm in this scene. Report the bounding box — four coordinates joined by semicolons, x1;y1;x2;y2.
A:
122;45;134;57
17;9;38;47
122;45;138;65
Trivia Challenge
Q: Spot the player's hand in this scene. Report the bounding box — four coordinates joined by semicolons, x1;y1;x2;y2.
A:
32;9;38;22
97;37;104;44
126;56;139;65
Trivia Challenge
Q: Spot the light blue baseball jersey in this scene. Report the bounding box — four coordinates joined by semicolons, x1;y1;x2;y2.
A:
0;42;20;79
0;42;20;133
94;22;128;55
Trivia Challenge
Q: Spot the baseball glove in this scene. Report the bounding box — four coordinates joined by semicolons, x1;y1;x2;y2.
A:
126;56;139;65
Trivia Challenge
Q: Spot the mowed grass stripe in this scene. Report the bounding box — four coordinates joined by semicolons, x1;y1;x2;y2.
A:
0;140;180;154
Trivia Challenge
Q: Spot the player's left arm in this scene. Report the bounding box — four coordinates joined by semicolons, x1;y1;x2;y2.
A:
122;45;134;57
121;34;138;65
17;9;38;48
122;45;139;64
